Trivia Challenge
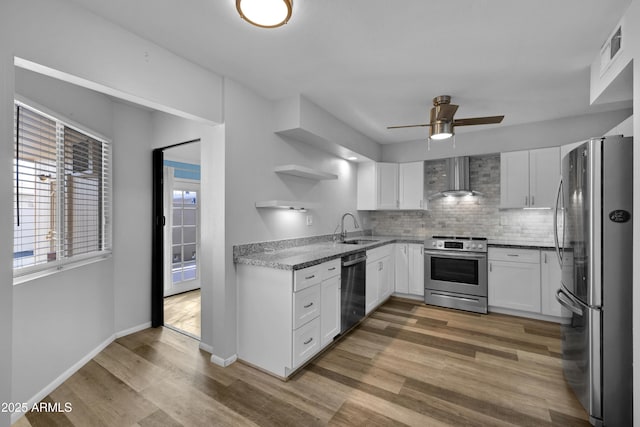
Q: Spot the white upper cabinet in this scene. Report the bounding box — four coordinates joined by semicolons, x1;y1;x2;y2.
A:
500;147;560;209
399;162;425;210
500;151;529;208
377;163;399;210
357;161;425;210
529;148;560;208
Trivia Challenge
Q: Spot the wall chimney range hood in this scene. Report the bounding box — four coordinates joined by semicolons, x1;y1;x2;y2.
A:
429;156;480;199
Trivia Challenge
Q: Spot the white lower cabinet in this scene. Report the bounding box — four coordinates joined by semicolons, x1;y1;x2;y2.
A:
540;250;570;318
237;258;341;378
293;317;321;368
293;284;321;329
394;244;409;293
366;245;394;314
408;244;424;296
395;243;424;296
320;275;341;347
488;248;541;313
488;247;570;321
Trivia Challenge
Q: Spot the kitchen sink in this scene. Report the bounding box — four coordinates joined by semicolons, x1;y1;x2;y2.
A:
341;239;379;245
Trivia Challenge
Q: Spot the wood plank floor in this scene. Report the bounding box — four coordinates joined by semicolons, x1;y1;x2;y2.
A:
14;298;589;427
164;289;201;338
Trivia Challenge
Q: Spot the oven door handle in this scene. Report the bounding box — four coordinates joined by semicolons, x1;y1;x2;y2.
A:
423;250;486;260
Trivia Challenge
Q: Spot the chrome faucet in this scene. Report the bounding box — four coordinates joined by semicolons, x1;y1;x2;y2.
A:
340;212;360;241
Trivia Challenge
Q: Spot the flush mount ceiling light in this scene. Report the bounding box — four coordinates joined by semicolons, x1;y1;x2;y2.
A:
236;0;293;28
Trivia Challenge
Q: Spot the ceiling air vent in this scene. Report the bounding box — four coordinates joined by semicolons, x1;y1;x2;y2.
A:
600;25;623;76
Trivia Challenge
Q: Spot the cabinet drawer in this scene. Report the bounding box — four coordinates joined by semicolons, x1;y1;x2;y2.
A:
294;264;322;291
488;247;539;263
293;284;321;329
320;259;341;280
293;317;321;368
368;244;393;262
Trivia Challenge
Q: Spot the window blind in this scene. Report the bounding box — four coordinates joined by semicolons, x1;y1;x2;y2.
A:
13;101;111;277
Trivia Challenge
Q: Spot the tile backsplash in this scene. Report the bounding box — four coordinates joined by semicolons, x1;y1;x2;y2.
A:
370;154;556;244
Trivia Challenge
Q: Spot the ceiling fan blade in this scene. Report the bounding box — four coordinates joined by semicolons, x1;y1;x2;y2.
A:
436;104;458;121
453;115;504;126
386;124;431;129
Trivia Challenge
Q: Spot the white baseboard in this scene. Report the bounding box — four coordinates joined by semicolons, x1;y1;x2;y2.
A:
211;353;237;367
199;342;214;353
115;321;151;338
11;334;115;425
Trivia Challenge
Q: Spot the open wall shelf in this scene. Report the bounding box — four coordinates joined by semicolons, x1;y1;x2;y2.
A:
255;200;317;211
274;164;338;180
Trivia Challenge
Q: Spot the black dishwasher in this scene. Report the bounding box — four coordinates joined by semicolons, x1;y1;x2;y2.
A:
340;251;367;334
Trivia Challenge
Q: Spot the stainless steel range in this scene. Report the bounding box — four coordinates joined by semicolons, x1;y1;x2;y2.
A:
424;236;488;314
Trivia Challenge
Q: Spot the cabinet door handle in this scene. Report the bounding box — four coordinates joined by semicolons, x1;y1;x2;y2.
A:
404;246;406;255
507;254;519;257
489;263;492;272
525;196;529;206
531;195;535;206
328;267;336;271
378;261;383;271
303;302;314;309
544;253;547;263
303;337;313;345
305;275;315;280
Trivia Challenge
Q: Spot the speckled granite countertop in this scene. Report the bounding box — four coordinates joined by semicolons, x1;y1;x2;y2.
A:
234;236;557;271
234;236;424;271
487;240;556;250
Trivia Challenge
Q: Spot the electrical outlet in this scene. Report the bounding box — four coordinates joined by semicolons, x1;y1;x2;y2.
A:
306;215;313;226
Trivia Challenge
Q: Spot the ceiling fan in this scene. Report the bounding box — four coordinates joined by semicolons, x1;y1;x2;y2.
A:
387;95;504;140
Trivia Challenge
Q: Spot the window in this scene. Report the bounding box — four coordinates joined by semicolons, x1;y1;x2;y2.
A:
171;189;198;284
13;101;112;279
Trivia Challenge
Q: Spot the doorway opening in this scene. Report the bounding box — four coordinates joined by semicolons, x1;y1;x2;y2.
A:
152;139;202;340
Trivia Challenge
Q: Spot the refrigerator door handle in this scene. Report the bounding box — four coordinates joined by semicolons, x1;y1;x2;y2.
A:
556;289;583;316
553;177;564;265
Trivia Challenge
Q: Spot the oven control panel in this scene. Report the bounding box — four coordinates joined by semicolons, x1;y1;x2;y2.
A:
425;237;487;253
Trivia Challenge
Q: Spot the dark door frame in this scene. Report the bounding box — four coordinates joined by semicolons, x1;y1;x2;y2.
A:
151;138;201;328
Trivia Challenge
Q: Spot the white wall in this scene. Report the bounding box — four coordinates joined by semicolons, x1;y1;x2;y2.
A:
6;0;223;124
11;70;117;405
112;102;153;333
226;81;365;244
220;78;366;360
150;112;224;352
623;0;640;424
12;260;114;404
0;40;15;427
382;108;633;162
0;2;226;423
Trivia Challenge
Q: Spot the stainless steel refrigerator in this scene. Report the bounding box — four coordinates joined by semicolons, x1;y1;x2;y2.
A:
554;135;633;426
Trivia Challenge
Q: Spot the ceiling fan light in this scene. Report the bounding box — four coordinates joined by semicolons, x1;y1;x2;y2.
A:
430;121;454;140
236;0;292;28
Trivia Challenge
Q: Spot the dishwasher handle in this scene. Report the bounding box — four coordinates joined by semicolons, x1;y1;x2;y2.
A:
342;256;367;267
